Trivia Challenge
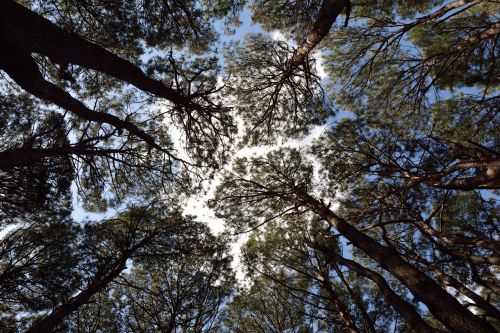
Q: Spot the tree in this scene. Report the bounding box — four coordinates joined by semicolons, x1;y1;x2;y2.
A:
0;220;81;332
225;0;351;143
1;0;499;332
211;149;497;332
234;217;390;333
0;205;234;332
221;275;316;333
0;0;240;210
108;237;233;333
0;93;74;222
212;1;498;331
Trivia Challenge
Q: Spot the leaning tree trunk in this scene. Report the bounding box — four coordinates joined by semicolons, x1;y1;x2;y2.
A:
325;250;443;333
25;235;154;333
0;147;125;169
289;0;349;70
299;191;496;333
0;42;161;150
0;0;196;108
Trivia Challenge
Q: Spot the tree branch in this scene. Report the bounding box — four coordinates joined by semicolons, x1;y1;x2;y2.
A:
0;0;202;109
0;42;162;150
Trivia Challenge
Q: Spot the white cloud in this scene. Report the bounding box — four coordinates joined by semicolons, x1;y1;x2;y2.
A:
184;180;226;234
236;124;326;158
154;69;330;284
230;234;251;284
270;30;297;47
70;183;116;223
312;49;328;79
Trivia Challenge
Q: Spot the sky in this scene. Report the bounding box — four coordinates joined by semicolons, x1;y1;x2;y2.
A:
0;4;345;281
171;13;349;279
1;3;493;329
156;9;339;280
0;9;345;285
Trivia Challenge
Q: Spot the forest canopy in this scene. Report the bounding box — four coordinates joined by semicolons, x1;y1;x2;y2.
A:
0;0;499;332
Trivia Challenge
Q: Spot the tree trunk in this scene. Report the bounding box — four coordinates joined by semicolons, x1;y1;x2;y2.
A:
0;147;125;169
0;0;197;109
25;260;126;333
327;251;443;333
315;265;360;333
424;261;500;319
0;42;161;150
434;159;500;190
300;191;496;333
289;0;348;70
25;235;154;333
333;265;377;333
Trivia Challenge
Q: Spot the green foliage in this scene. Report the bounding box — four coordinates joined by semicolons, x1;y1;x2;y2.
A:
0;94;73;223
225;34;332;144
251;0;323;39
1;0;499;332
221;275;315;333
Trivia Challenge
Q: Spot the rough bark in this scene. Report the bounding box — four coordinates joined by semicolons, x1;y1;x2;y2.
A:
289;0;348;70
25;261;126;333
326;251;443;333
299;191;496;333
433;159;500;189
429;264;500;319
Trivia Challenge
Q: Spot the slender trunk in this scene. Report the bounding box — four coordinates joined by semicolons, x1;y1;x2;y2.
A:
267;0;348;111
432;265;500;319
26;259;127;333
407;159;500;190
413;221;500;265
334;265;377;333
408;246;500;319
326;251;443;333
434;159;500;189
324;282;360;333
25;235;154;333
451;22;500;54
413;220;500;253
316;266;360;333
299;191;495;333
